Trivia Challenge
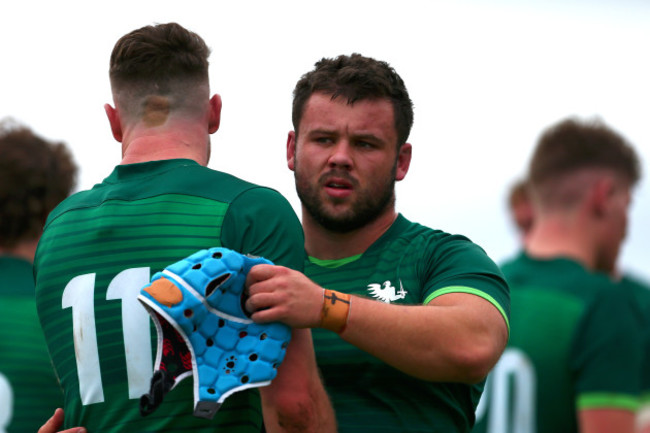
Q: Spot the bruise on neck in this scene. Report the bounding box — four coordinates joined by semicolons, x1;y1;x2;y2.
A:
142;95;170;127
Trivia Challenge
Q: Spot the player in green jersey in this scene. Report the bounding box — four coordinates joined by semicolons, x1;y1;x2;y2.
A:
506;178;534;248
619;274;650;433
473;118;644;433
245;54;511;432
34;23;334;433
0;119;77;433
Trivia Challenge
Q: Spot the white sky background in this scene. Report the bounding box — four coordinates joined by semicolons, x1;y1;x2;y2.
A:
1;0;648;281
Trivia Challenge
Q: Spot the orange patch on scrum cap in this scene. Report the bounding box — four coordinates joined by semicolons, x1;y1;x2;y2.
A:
144;277;183;307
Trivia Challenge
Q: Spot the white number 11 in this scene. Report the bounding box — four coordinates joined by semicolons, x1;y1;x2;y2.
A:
0;373;12;433
61;268;153;406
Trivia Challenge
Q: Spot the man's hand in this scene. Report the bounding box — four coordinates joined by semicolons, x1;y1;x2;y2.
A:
38;409;86;433
247;265;338;432
245;264;323;328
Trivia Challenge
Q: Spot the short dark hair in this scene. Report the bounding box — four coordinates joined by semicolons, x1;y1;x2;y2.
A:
0;119;77;247
292;53;414;146
109;23;211;119
530;117;641;188
109;22;210;88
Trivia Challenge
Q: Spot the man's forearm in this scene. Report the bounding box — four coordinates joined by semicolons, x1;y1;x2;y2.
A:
337;292;508;382
260;328;337;433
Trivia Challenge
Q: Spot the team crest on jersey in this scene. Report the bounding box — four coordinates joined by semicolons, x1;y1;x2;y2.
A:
367;280;407;303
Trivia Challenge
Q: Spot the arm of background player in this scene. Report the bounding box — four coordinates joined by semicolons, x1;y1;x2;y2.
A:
579;409;636;433
246;265;508;383
637;403;650;433
37;409;86;433
573;287;644;433
259;328;337;433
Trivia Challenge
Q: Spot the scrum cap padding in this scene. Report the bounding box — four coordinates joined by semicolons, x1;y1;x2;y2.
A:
137;247;291;419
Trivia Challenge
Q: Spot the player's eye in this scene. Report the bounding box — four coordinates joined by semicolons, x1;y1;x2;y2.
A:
315;136;334;144
356;140;377;149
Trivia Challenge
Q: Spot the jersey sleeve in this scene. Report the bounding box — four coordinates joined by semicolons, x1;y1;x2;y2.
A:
221;187;305;273
421;234;510;328
623;277;650;400
571;284;644;411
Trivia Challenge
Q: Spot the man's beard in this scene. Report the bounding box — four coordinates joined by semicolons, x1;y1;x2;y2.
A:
294;163;397;233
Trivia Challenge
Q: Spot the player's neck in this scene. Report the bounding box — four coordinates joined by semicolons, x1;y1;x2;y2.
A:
0;239;38;263
525;216;596;270
120;128;209;166
303;209;398;260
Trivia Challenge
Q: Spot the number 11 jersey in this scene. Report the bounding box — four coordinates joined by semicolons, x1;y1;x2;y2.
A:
34;159;305;432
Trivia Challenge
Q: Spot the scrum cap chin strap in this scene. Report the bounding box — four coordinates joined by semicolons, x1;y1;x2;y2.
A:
138;247;291;419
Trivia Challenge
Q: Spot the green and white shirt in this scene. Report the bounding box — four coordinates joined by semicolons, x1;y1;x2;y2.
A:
307;214;510;433
0;256;63;433
474;253;644;433
34;159;305;433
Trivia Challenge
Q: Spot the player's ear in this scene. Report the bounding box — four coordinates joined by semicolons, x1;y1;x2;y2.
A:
208;94;222;134
104;103;122;142
395;142;412;181
590;177;614;218
287;131;297;171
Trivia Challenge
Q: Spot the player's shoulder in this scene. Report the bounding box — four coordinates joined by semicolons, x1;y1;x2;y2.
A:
44;186;99;227
564;264;632;311
618;273;650;315
499;252;551;280
503;254;617;296
391;214;470;245
181;164;289;204
176;163;261;190
385;214;499;270
46;163;286;223
620;273;650;293
583;274;646;336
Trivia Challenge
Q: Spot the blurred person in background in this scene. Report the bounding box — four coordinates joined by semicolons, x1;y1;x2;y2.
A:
619;273;650;433
474;117;645;433
500;134;650;433
0;118;77;433
507;178;534;247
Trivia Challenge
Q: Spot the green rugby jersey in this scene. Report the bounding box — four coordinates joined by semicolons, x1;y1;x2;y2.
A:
0;256;63;433
33;159;305;433
306;214;510;433
621;274;650;404
473;253;644;433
